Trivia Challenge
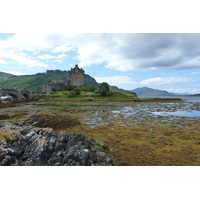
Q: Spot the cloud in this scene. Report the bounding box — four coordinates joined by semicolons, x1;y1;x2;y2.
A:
140;77;193;85
2;33;200;71
190;71;200;74
51;45;74;53
8;53;48;68
167;87;200;94
0;58;7;65
38;54;57;59
94;76;137;85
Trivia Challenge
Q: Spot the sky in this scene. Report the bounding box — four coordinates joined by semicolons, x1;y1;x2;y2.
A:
1;33;200;94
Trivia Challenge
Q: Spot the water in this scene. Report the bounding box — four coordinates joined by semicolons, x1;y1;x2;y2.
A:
82;97;200;127
157;96;200;102
0;96;12;100
152;110;200;117
179;96;200;102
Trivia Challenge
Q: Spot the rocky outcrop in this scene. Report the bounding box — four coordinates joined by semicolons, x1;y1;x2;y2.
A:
0;123;115;166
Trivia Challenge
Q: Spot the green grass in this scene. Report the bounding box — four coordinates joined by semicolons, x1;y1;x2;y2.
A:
36;90;137;101
92;140;117;156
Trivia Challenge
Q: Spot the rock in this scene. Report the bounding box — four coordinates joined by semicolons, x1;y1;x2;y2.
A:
0;123;115;166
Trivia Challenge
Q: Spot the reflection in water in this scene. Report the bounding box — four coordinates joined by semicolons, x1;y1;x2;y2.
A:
83;99;200;128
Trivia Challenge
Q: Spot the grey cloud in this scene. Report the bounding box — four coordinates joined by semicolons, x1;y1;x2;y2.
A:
108;33;200;70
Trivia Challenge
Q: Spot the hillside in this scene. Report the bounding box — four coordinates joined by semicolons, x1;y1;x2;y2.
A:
0;70;99;91
110;86;137;96
130;87;172;98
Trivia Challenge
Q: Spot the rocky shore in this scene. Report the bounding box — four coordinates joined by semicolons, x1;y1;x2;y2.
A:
0;122;115;166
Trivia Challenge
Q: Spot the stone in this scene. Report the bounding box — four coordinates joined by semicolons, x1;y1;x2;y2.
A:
0;122;115;166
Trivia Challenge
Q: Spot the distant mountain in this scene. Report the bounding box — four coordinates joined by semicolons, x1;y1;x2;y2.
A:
0;70;99;91
0;71;13;79
129;87;172;98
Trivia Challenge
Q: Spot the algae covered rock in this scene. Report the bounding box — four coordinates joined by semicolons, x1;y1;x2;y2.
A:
0;123;115;166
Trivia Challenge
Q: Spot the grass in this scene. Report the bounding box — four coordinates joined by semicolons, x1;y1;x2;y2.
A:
36;90;137;101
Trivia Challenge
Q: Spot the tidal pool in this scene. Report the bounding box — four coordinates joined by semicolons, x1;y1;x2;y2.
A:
152;110;200;117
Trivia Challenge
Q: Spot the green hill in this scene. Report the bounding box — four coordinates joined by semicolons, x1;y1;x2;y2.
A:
0;70;99;91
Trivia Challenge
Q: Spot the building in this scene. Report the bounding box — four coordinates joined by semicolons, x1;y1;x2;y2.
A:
42;64;85;93
67;64;85;86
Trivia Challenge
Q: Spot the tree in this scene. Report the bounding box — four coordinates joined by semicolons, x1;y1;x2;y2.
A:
99;82;110;96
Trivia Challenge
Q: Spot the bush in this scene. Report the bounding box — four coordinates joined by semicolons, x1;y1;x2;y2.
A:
73;88;81;95
67;91;77;98
98;82;110;96
65;84;76;91
80;84;96;92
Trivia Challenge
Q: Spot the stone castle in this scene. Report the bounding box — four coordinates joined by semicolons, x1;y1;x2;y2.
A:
42;64;84;93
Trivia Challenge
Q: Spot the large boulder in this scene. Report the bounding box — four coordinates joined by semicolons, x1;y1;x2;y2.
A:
0;123;115;166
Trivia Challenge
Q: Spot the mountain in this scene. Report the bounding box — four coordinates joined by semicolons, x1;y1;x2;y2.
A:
0;71;12;76
129;87;172;98
0;70;99;91
0;71;13;80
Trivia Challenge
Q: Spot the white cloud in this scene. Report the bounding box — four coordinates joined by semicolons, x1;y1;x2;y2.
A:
94;76;137;85
55;54;68;63
0;58;7;65
10;53;48;68
190;71;200;74
38;54;57;59
38;53;68;63
167;87;200;94
140;77;193;85
51;45;74;53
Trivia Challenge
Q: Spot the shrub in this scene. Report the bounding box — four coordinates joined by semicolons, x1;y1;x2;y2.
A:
67;91;77;98
98;82;110;96
73;88;81;95
65;84;76;91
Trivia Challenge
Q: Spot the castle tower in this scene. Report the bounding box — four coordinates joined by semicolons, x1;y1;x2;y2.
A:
67;64;84;86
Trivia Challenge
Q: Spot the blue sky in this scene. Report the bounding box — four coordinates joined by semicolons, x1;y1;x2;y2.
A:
0;33;200;94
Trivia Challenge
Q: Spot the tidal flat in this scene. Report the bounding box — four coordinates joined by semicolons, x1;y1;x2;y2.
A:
0;100;200;166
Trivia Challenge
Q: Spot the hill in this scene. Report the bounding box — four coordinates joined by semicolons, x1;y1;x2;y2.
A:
110;86;137;96
130;87;172;98
0;70;99;91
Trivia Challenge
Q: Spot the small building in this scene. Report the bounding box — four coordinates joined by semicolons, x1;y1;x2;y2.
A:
42;64;85;93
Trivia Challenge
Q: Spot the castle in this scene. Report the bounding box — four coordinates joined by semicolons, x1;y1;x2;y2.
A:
42;64;85;93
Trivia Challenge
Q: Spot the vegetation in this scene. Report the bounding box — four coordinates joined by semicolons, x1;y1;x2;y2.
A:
98;82;110;96
36;83;137;100
92;140;117;156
